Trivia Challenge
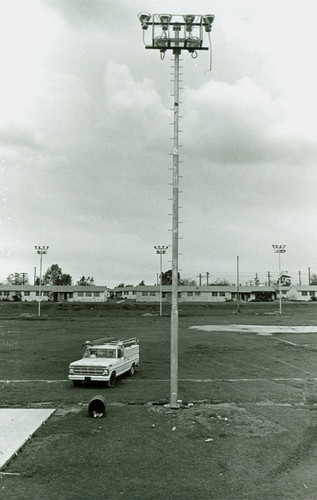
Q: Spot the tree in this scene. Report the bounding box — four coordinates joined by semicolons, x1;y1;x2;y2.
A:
77;276;95;286
139;280;145;286
161;269;181;285
6;273;29;285
58;274;72;285
310;274;317;285
42;264;72;286
209;278;230;286
181;278;197;286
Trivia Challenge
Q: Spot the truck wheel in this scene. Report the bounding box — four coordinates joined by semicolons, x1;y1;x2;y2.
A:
129;364;135;376
72;380;81;387
107;372;116;388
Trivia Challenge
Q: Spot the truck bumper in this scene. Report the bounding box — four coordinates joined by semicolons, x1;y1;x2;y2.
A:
68;375;110;382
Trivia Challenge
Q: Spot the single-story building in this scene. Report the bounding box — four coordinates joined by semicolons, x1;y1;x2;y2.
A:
0;285;108;302
112;285;277;303
285;285;317;301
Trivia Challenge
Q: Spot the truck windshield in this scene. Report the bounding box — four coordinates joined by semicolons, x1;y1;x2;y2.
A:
84;348;116;358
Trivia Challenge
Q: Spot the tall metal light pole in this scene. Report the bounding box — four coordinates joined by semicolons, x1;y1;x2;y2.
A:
272;244;286;315
35;245;49;317
138;13;214;408
154;246;169;316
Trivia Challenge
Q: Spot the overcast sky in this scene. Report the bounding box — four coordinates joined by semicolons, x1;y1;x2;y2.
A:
1;0;317;287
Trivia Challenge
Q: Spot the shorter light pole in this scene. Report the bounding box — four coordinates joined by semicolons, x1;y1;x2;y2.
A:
35;245;49;317
154;246;168;316
236;256;240;314
272;244;286;315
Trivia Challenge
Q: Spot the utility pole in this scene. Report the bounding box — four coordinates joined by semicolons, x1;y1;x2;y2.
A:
298;270;301;285
267;271;271;286
308;267;311;286
206;272;209;285
20;273;27;285
197;273;202;286
138;12;214;408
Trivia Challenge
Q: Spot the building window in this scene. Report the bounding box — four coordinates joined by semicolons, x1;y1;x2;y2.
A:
86;292;92;297
24;291;30;296
309;291;315;297
132;291;136;295
302;291;308;296
212;292;218;297
94;292;100;297
219;292;225;297
123;291;129;296
195;292;201;296
142;292;148;296
187;292;193;296
150;292;156;296
68;293;73;299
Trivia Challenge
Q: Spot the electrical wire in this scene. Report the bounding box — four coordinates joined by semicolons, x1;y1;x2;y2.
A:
208;32;212;72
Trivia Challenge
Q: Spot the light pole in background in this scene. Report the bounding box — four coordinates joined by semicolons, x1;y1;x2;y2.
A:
35;245;49;317
272;244;286;315
138;13;214;408
154;245;169;316
236;256;241;314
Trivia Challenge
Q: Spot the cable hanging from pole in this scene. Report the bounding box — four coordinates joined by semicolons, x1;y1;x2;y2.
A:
207;32;213;71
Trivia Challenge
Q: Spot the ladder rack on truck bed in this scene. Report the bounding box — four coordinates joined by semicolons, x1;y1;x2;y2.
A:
84;337;139;347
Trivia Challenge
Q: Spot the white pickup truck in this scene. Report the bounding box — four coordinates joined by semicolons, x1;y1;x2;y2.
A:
68;337;139;387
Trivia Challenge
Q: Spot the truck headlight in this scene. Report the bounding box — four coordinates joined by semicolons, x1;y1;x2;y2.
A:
69;367;74;374
103;369;109;375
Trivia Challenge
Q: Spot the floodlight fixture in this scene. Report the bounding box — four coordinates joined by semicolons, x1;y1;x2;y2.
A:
183;15;195;32
138;12;151;30
203;14;215;32
159;14;172;30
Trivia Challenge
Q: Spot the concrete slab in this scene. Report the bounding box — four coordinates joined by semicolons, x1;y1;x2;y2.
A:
0;408;55;470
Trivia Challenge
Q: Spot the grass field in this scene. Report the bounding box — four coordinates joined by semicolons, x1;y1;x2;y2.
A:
1;300;317;500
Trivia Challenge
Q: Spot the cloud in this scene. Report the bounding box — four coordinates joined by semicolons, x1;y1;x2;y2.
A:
182;77;317;166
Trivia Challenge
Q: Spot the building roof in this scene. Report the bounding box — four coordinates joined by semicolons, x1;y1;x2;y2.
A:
0;285;106;292
113;285;276;293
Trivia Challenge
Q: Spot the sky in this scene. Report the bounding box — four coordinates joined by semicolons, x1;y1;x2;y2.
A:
1;0;317;288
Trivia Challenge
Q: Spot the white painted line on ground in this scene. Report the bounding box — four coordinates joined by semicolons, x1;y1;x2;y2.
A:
0;380;68;383
1;377;317;384
274;337;297;346
190;325;317;334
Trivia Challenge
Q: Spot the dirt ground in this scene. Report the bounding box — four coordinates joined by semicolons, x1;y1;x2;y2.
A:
1;300;317;500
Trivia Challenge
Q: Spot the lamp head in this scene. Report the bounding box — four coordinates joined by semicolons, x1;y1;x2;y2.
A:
183;15;195;31
138;12;151;30
203;14;215;32
159;14;172;30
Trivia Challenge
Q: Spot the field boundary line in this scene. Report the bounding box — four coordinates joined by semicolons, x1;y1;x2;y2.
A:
1;377;317;383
